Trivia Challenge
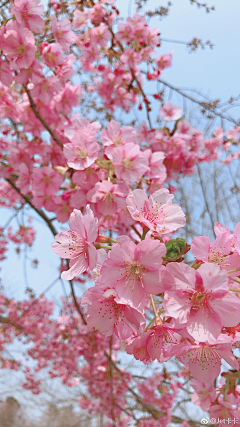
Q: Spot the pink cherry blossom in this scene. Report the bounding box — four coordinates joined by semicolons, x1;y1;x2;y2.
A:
16;163;31;194
51;207;98;280
15;60;42;85
2;21;36;69
126;188;186;234
155;53;172;71
0;59;13;86
11;0;44;33
144;150;167;180
100;236;166;308
63;133;99;171
41;43;64;67
100;120;137;154
54;83;83;115
90;3;107;25
52;16;76;53
189;378;217;411
164;262;240;341
112;143;149;184
91;24;111;47
82;286;145;340
30;76;62;103
31;166;63;196
159;101;182;122
209;395;240;426
192;232;240;277
116;23;133;43
87;180;128;216
178;342;239;384
126;320;183;364
73;10;90;29
233;221;240;255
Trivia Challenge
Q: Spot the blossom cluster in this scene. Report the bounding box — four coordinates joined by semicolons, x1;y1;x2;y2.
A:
51;194;240;423
0;0;239;426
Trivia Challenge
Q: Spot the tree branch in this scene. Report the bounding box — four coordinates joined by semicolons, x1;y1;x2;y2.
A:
142;72;239;126
23;84;63;149
5;178;58;237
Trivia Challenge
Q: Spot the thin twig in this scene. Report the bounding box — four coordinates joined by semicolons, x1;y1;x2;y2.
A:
23;84;63;149
5;177;58;237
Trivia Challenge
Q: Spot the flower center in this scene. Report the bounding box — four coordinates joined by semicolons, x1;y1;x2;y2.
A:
190;290;209;309
43;176;51;184
113;136;122;146
123;158;133;170
123;262;145;289
78;150;87;160
45;52;55;64
208;249;229;268
104;192;114;204
17;45;26;56
199;388;210;399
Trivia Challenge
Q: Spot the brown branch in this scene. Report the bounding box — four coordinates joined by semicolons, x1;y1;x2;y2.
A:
0;315;23;331
107;26;153;128
5;177;58;237
197;164;215;232
69;280;87;325
23;84;63;149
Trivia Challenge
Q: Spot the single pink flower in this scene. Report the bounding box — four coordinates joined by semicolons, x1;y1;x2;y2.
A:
30;76;62;103
192;233;231;265
91;24;111;48
31;166;63;196
41;43;64;67
2;21;36;70
15;60;42;85
101;120;137;158
51;207;98;280
155;53;172;71
87;180;128;216
73;10;90;29
159;101;181;122
116;23;133;43
82;286;145;340
100;236;166;308
126;320;183;364
126;188;186;234
164;262;240;341
52;16;76;53
63;133;99;171
54;83;83;115
189;378;217;411
144;150;167;180
179;342;239;384
112;143;149;184
11;0;44;33
209;395;240;425
192;232;240;277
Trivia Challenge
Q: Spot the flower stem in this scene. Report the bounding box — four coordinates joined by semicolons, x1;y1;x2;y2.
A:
231;278;240;284
95;244;112;250
150;294;158;318
109;237;117;244
227;268;240;274
144;317;155;331
229;287;240;293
